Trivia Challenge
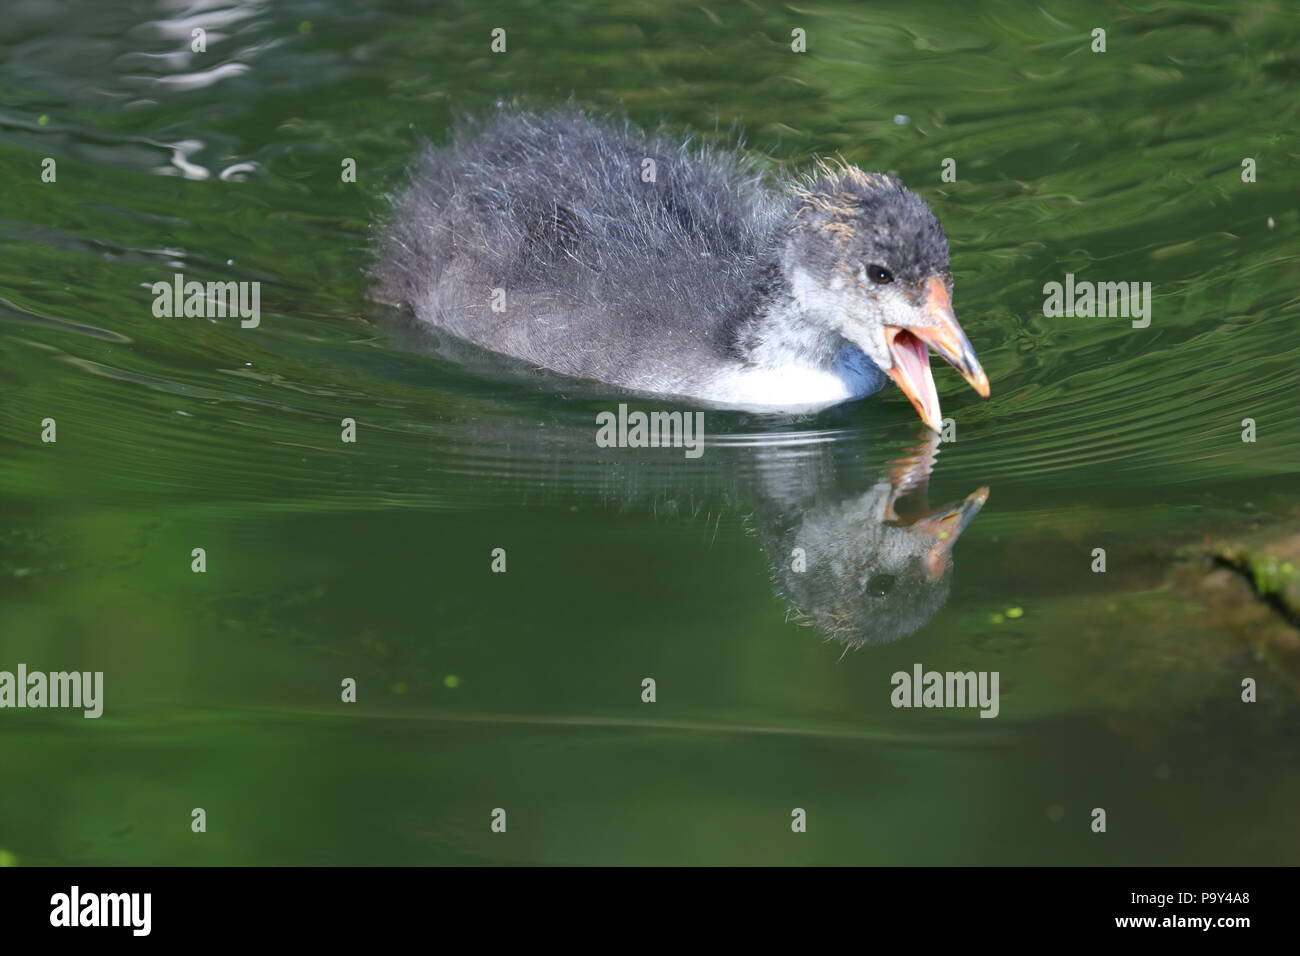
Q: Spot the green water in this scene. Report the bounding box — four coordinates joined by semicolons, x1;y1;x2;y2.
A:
2;0;1299;865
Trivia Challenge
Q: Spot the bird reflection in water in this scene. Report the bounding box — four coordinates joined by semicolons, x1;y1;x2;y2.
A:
747;432;988;647
392;377;988;650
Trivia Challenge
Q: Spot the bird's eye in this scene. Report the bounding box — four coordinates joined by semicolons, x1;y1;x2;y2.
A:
866;573;896;597
866;264;893;284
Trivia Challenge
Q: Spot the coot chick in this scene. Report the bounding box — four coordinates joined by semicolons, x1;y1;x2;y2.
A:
373;110;989;430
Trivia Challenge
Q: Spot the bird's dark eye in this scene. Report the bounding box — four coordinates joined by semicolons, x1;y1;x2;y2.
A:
866;264;893;284
866;573;897;597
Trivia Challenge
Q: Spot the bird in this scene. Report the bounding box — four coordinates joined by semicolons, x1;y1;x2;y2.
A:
372;109;989;430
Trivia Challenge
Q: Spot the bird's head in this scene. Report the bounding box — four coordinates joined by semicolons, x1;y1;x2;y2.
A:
782;165;989;430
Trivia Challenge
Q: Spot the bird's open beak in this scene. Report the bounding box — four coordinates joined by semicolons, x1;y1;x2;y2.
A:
883;278;990;433
908;486;990;580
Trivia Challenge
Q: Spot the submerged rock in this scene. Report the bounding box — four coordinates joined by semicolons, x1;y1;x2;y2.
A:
1212;532;1300;624
1179;520;1300;691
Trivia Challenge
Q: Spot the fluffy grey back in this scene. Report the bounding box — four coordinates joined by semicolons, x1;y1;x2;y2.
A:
372;110;787;391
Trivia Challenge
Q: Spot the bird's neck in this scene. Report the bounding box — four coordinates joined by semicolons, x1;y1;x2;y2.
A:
730;253;847;371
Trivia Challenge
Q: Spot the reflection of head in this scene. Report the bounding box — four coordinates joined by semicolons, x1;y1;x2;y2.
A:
769;497;954;646
751;437;987;648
